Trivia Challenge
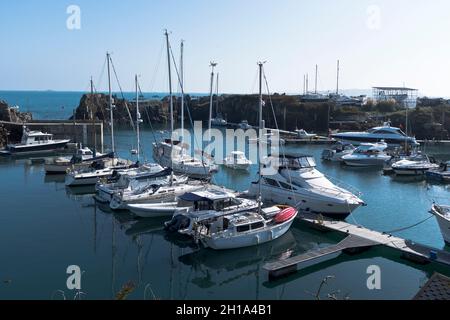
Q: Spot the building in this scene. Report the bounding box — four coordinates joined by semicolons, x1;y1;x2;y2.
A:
373;87;418;109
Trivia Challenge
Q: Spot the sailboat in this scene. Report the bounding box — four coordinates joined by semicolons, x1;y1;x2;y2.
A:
181;62;297;250
152;39;217;179
211;73;227;127
65;53;136;187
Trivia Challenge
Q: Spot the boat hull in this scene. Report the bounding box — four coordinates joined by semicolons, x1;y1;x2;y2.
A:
7;140;70;155
431;205;450;245
201;217;295;250
343;158;389;167
127;202;189;218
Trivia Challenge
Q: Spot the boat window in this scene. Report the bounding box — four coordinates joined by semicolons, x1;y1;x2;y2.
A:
278;181;293;190
307;157;316;167
236;225;250;233
298;157;310;168
198;200;212;211
250;222;264;230
264;178;280;187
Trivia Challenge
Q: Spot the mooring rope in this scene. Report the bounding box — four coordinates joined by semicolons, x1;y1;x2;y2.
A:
383;215;435;234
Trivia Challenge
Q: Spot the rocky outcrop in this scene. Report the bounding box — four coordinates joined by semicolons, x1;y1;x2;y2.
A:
0;100;33;147
0;100;33;123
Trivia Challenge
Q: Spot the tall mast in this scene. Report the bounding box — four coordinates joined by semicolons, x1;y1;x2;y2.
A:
107;52;115;154
306;74;309;94
180;40;184;141
135;75;140;162
208;62;217;141
164;30;174;183
164;30;174;137
336;59;340;95
90;76;97;153
215;73;219;116
258;61;264;213
315;64;318;94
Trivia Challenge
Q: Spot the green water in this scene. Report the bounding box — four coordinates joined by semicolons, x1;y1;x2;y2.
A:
1;127;450;300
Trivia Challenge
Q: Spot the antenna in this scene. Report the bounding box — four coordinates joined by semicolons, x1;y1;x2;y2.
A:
315;64;318;94
336;59;340;95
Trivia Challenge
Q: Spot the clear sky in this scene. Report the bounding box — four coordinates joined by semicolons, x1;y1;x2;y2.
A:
1;0;450;96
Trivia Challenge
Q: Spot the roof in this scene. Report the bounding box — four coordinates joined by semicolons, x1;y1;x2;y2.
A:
179;188;234;202
373;86;418;91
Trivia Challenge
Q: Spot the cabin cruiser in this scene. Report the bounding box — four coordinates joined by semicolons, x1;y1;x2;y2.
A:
223;151;252;170
331;123;419;147
2;126;70;155
391;153;439;176
64;157;135;186
247;154;364;219
341;142;391;167
153;139;218;179
295;129;317;139
132;187;257;218
108;177;206;210
94;164;172;203
321;142;356;162
44;146;105;174
430;204;450;245
184;205;297;250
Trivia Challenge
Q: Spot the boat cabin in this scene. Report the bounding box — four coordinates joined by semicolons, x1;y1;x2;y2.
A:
277;154;317;170
20;127;54;145
207;212;266;235
178;189;242;211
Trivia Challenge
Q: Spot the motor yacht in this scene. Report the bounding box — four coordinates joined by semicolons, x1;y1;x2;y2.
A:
342;142;391;167
223;151;252;170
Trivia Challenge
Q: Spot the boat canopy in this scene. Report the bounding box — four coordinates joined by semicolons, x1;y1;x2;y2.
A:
179;188;234;202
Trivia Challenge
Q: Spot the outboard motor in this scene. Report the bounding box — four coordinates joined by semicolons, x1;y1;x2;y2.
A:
165;215;191;233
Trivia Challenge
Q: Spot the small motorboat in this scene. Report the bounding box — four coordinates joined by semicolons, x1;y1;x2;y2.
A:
295;129;317;140
3;126;70;155
430;204;450;245
426;162;450;183
223;151;252;170
391;153;439;176
321;142;356;162
342;142;391;167
44;146;105;174
193;205;298;250
211;115;227;127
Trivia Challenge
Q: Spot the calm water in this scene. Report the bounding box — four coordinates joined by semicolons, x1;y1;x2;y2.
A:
1;91;450;300
1;126;450;300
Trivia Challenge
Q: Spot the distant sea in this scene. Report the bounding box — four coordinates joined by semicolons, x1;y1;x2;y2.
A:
0;91;209;120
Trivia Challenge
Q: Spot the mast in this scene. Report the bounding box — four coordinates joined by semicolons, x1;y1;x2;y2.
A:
208;62;217;141
306;74;309;94
164;30;174;183
135;75;140;162
180;40;184;141
215;73;219;116
106;52;115;154
336;59;340;95
90;77;97;153
258;61;264;213
315;64;318;94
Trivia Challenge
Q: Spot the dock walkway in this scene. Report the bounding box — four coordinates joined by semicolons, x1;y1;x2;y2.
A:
264;213;450;279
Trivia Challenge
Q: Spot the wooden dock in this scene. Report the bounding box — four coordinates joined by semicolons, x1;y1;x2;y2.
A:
264;213;450;280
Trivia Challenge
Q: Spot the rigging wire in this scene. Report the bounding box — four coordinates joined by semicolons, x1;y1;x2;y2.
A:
109;56;136;133
168;41;213;184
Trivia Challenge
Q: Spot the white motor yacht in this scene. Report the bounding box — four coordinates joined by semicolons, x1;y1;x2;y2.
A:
247;154;364;219
342;142;391;167
321;142;356;162
391;153;439;176
223;151;252;170
44;147;105;174
331;122;419;147
295;129;317;139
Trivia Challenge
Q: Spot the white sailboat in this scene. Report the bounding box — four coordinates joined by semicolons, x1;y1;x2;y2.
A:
65;53;135;187
223;151;252;170
152;38;217;179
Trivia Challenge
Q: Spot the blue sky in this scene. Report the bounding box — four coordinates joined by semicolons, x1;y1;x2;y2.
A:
1;0;450;96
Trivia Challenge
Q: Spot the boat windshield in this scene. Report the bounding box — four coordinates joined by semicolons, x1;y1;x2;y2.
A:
281;156;316;169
